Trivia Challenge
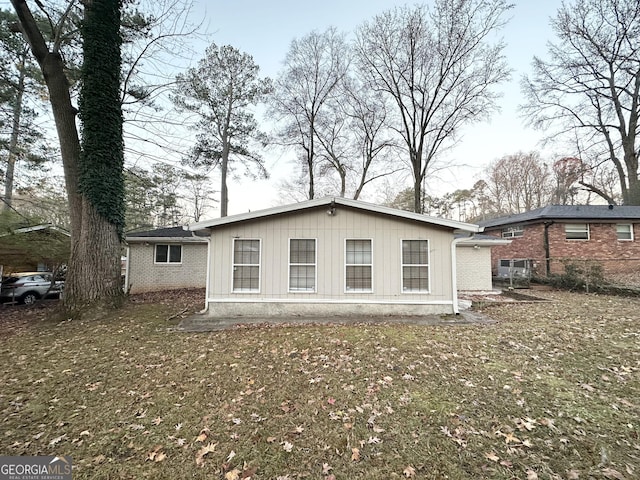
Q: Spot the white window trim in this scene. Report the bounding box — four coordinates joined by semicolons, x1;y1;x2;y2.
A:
344;238;374;294
502;226;524;238
288;238;317;293
401;239;431;294
565;223;590;241
154;244;183;265
616;223;634;241
231;238;261;293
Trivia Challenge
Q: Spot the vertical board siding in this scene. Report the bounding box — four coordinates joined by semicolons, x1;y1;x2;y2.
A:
208;206;454;302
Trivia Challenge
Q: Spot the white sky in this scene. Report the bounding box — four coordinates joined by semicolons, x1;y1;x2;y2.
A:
187;0;566;216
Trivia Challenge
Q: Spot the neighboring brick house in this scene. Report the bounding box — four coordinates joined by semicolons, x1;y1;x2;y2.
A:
479;205;640;277
124;226;209;294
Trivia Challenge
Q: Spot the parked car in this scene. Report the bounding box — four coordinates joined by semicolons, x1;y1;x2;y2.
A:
0;272;64;305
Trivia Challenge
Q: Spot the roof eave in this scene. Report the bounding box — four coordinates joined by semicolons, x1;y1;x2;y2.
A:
188;197;481;233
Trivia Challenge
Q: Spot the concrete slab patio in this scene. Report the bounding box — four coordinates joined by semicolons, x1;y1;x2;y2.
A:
176;309;496;332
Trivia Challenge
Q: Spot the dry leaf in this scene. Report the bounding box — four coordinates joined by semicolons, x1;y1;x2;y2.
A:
485;452;499;462
351;447;360;462
403;465;416;478
195;442;217;467
322;463;332;474
227;450;236;462
266;436;277;443
282;441;293;452
154;451;166;462
526;470;538;480
225;468;241;480
567;470;580;479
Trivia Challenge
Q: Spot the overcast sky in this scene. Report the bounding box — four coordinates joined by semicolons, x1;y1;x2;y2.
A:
186;0;566;214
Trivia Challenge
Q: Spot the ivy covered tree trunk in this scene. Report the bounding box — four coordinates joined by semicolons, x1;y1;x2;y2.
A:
64;0;125;310
11;0;125;313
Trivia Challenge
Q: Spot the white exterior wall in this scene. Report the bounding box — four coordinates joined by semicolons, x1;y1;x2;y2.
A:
127;242;207;294
206;206;457;316
456;245;493;291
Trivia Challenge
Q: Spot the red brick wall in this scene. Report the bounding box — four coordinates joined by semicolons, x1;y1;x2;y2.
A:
485;222;640;277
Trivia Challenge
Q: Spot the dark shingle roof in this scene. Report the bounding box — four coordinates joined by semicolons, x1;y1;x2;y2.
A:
125;226;207;238
479;205;640;229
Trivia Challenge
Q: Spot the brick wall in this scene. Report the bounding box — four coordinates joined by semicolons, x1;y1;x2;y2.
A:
485;222;640;277
127;242;208;294
456;245;493;291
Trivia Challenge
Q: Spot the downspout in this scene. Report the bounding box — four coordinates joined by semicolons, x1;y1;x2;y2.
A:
451;233;474;315
543;221;554;276
123;245;130;294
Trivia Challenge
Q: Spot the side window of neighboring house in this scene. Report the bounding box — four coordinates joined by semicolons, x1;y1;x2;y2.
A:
401;240;429;293
564;223;589;240
155;244;182;264
289;239;317;292
502;226;524;238
233;239;261;292
345;239;373;292
616;224;633;241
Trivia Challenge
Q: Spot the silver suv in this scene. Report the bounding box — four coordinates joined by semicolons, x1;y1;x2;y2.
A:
0;272;64;305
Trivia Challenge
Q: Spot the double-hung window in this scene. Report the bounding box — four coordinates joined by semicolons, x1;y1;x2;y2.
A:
232;239;261;292
345;239;372;292
289;239;316;292
155;244;182;264
565;223;589;240
401;240;429;292
502;226;524;238
616;224;633;241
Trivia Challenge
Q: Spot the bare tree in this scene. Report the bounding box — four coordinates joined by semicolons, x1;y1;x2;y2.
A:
484;152;553;214
355;1;511;213
342;75;400;199
269;27;349;200
522;0;640;205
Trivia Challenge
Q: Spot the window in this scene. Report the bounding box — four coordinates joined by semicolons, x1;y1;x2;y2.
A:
345;239;372;292
402;240;429;292
289;239;316;292
233;239;261;292
565;223;589;240
502;226;524;238
616;224;633;241
155;244;182;264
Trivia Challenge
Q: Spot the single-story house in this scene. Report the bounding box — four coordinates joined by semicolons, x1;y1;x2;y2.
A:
183;196;495;317
479;205;640;277
124;226;209;294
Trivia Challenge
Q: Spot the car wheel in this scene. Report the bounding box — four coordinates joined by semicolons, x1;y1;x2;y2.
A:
21;292;40;305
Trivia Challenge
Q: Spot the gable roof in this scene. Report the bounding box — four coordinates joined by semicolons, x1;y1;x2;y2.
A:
188;197;481;233
479;205;640;229
125;226;208;243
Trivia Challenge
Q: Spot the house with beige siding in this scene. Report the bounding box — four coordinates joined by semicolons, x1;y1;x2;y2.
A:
124;227;209;294
187;197;484;317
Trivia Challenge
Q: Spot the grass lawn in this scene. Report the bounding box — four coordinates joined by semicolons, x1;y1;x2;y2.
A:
1;290;638;479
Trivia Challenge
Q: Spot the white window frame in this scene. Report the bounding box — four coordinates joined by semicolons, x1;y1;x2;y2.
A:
288;238;317;293
344;238;373;293
154;244;182;264
502;226;524;238
616;223;634;241
232;238;261;293
401;239;430;294
565;223;590;241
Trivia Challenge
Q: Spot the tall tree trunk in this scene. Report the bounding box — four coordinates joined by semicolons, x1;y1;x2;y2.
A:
11;0;125;314
2;59;25;211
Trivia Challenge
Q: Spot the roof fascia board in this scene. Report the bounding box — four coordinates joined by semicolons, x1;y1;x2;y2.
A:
188;197;480;233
